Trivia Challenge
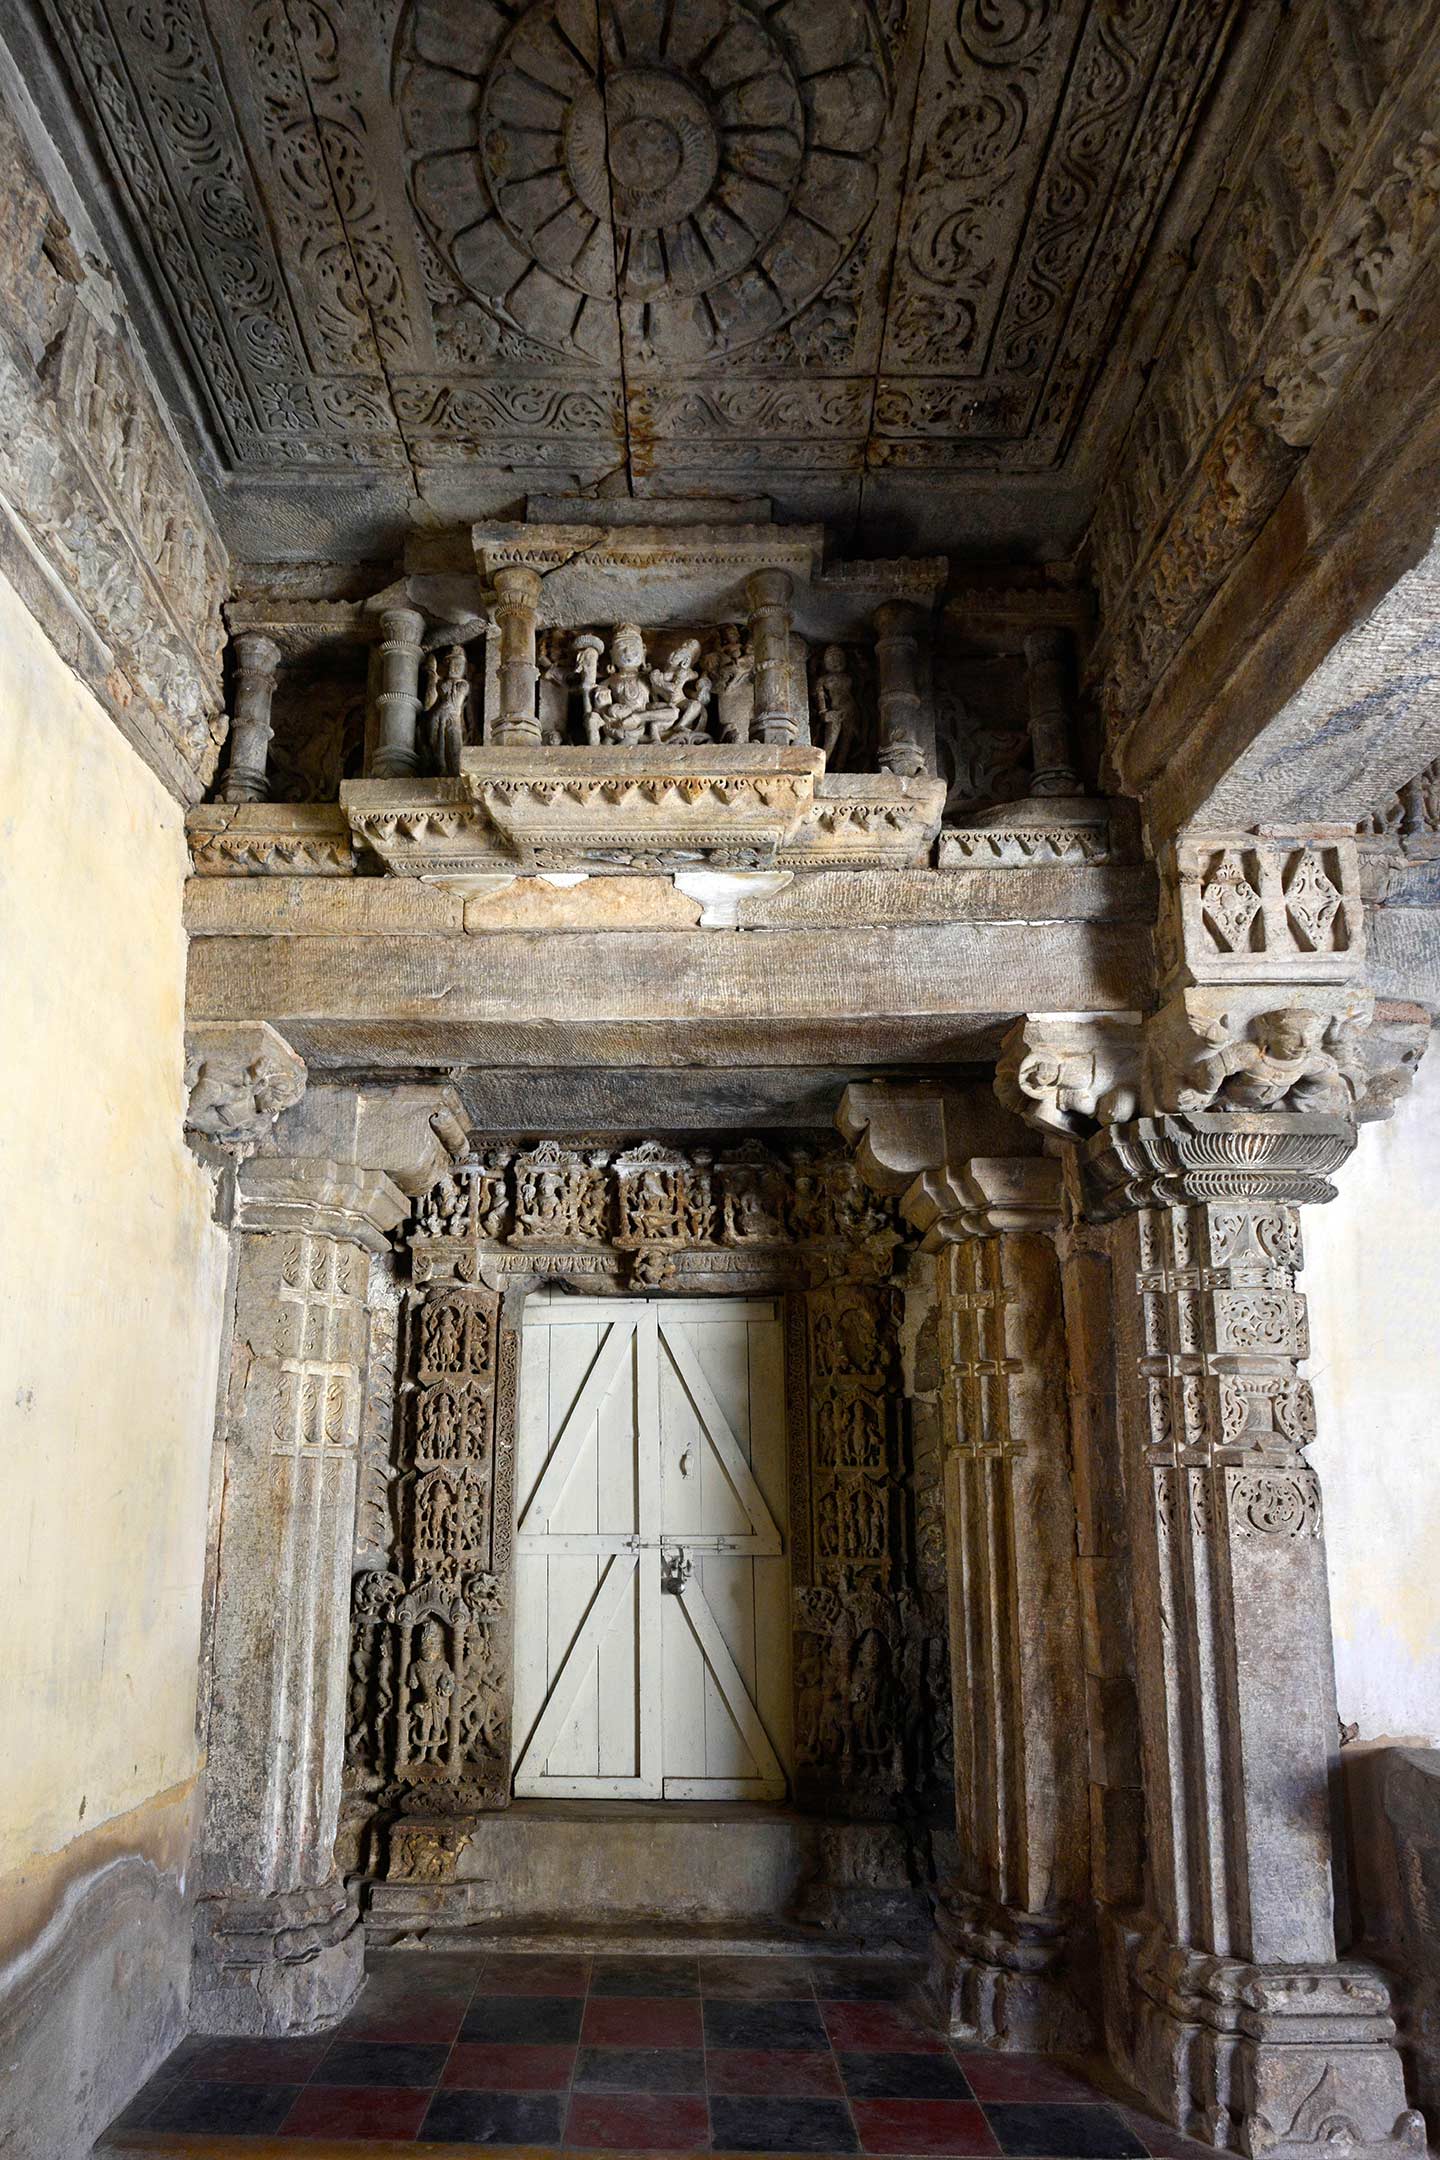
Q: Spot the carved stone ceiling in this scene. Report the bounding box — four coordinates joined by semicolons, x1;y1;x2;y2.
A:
17;0;1246;561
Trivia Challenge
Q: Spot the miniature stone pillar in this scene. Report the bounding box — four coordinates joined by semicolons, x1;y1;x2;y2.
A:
747;568;799;744
1024;628;1081;796
837;1084;1091;2047
372;603;426;778
1076;1111;1422;2160
219;633;282;804
191;1083;463;2035
874;603;932;777
491;565;543;745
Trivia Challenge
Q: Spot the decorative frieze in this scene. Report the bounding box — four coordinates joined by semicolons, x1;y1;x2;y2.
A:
0;89;227;805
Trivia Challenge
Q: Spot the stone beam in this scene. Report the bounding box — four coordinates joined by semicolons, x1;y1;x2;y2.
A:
1196;531;1440;833
187;922;1152;1072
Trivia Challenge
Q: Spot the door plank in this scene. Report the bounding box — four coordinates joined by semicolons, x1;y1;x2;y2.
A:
519;1315;637;1533
672;1575;786;1797
658;1322;782;1554
514;1551;642;1788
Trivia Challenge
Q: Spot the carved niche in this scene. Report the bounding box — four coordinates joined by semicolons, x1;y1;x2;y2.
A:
344;1136;943;1838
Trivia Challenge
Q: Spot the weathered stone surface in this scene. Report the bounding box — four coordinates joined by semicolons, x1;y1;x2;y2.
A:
183;1021;306;1153
12;0;1242;555
185;918;1153;1075
0;77;227;802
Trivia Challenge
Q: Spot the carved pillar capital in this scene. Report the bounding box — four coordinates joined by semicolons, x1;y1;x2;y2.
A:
235;1157;409;1252
184;1020;306;1154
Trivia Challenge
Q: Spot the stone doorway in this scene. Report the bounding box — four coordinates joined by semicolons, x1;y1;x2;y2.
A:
341;1131;950;1950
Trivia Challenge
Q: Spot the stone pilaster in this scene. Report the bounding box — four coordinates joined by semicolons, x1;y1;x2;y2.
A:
191;1082;464;2035
837;1085;1092;2046
1076;1111;1423;2160
929;1158;1093;2048
192;1157;408;2035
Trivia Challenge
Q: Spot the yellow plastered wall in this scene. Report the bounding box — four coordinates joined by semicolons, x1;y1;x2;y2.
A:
0;565;228;1875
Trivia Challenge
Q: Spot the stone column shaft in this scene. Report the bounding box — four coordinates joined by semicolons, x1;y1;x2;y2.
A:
1081;1113;1422;2160
193;1157;408;2036
874;602;933;778
491;565;543;745
372;605;425;778
219;633;281;804
747;568;798;745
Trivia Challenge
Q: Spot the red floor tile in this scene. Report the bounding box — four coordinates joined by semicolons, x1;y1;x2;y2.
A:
566;2089;711;2149
279;2083;432;2139
706;2047;845;2098
955;2053;1104;2103
442;2040;577;2089
582;1996;704;2048
852;2097;999;2154
821;2003;944;2053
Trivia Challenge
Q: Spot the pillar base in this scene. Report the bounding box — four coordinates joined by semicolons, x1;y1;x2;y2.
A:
1123;1926;1425;2158
191;1880;365;2037
928;1892;1094;2050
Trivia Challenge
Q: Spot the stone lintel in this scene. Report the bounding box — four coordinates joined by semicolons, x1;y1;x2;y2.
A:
185;922;1152;1070
270;1082;467;1197
235;1158;409;1252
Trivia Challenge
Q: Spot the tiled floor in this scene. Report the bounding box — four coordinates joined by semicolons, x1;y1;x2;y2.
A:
107;1950;1209;2155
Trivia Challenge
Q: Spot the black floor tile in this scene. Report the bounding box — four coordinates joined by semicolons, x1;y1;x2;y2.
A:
589;1956;701;1997
574;2045;707;2093
461;1993;586;2043
313;2038;451;2088
421;2087;568;2144
808;1960;921;2003
986;2101;1150;2156
699;1956;820;2000
142;2080;302;2134
840;2050;976;2099
705;1997;830;2051
710;2093;859;2152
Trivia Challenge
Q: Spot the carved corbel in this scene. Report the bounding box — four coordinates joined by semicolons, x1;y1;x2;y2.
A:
836;1080;1045;1247
272;1081;468;1198
184;1020;306;1154
994;1014;1142;1141
1140;986;1373;1118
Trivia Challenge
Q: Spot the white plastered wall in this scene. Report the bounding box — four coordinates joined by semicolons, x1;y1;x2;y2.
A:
0;562;228;1882
1305;1037;1440;1746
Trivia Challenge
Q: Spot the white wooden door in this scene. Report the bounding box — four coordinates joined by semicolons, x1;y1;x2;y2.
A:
513;1297;790;1800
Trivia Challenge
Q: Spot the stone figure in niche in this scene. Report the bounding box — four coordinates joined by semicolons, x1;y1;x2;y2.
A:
575;623;716;746
1154;1005;1363;1117
711;624;755;743
576;625;652;746
408;1619;454;1758
814;645;861;767
537;628;571;744
422;645;469;774
457;1627;504;1762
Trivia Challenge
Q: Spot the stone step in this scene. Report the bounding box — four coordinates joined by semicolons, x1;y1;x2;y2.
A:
363;1802;933;1951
